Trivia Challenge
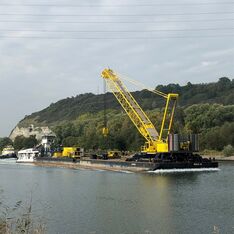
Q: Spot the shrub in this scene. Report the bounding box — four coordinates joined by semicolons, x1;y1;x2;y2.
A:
223;145;234;157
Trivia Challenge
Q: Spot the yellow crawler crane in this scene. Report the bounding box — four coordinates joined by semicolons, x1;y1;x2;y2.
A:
101;68;178;154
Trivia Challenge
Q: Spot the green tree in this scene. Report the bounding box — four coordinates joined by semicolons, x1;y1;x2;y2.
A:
14;136;26;150
223;145;234;157
24;136;38;149
13;136;38;150
185;104;234;133
0;137;13;151
62;136;80;147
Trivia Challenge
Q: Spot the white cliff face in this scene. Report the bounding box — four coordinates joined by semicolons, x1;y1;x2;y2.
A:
9;125;55;141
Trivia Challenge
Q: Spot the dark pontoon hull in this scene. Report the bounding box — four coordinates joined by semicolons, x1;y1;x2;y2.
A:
153;161;218;170
35;155;218;172
128;151;219;171
0;154;17;159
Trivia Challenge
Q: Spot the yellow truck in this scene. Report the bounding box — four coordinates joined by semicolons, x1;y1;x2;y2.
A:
53;147;84;158
107;150;121;159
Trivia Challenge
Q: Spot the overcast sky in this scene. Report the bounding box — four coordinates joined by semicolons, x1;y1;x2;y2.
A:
0;0;233;136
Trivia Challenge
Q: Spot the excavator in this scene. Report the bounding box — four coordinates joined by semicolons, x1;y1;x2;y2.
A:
101;68;218;170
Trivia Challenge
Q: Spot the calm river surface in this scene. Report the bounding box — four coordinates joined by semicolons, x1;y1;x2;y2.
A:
0;161;233;234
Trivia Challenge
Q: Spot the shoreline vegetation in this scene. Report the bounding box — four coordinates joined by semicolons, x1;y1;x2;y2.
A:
201;149;234;160
209;155;234;161
0;191;46;234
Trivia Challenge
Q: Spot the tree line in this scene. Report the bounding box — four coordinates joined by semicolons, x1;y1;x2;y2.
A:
1;104;233;154
0;136;38;153
48;103;234;152
18;77;234;127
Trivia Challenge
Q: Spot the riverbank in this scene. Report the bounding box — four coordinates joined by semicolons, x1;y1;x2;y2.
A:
210;155;234;161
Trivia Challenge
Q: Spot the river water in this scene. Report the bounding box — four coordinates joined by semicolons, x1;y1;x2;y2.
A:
0;161;233;234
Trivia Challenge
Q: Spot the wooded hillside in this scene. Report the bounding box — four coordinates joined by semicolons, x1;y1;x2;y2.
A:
16;77;234;152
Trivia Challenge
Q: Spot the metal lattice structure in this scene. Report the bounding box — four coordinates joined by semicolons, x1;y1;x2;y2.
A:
101;68;178;154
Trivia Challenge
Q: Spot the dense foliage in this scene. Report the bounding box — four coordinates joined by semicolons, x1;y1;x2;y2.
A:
223;145;234;157
19;77;234;126
16;77;234;152
0;137;13;151
49;104;233;152
13;136;38;150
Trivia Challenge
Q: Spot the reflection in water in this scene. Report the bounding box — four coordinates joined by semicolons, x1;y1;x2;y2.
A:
137;175;174;234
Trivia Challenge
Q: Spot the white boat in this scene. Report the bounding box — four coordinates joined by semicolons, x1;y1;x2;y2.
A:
17;148;40;163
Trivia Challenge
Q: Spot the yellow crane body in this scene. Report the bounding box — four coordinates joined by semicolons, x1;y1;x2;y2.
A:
101;68;178;154
53;147;84;158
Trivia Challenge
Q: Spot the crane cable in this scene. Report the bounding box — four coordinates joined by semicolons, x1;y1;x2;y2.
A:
117;73;168;99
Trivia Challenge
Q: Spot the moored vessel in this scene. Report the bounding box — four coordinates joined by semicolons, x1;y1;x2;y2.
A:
0;145;17;159
17;148;40;163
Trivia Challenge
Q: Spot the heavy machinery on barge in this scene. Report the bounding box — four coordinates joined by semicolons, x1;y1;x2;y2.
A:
101;68;218;170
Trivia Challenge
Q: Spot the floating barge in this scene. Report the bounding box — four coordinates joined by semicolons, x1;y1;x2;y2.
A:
34;157;218;172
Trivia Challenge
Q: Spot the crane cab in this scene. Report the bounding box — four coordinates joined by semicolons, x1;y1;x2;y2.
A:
141;141;169;154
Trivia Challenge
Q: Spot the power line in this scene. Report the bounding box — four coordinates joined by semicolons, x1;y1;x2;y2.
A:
1;27;234;33
0;12;233;17
0;35;233;40
0;18;233;24
0;2;234;7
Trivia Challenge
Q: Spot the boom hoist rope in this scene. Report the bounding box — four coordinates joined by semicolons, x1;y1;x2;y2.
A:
118;73;178;141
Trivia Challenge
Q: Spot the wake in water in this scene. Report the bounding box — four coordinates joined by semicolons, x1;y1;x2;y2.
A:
117;170;134;174
95;169;134;174
148;168;220;173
